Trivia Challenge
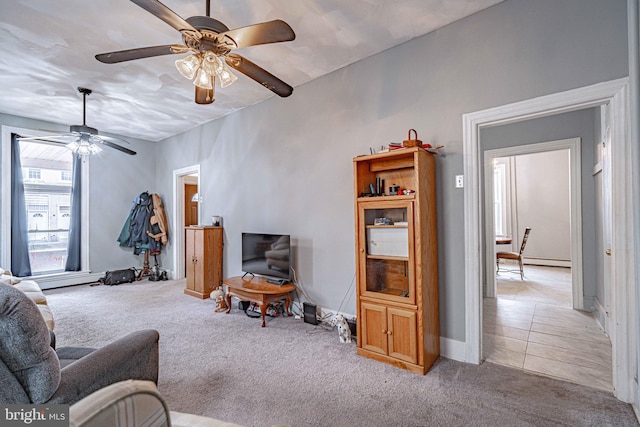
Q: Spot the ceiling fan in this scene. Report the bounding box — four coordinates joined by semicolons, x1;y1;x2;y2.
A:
95;0;296;105
18;87;136;156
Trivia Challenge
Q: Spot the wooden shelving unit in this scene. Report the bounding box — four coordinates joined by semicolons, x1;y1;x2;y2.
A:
353;147;439;375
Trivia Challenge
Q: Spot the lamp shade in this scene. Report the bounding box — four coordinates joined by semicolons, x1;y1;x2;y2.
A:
218;60;238;88
193;67;214;89
175;54;201;80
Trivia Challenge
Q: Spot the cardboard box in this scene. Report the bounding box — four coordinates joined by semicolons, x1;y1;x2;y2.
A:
367;227;408;257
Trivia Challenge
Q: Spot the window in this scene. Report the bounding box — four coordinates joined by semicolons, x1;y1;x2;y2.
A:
28;168;41;180
493;158;512;238
1;126;90;281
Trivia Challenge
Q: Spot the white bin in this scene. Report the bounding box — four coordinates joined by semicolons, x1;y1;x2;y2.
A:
367;227;408;257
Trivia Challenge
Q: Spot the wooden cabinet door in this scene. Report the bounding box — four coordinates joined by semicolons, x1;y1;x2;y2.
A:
387;307;418;364
192;228;205;293
360;302;388;356
185;228;196;291
357;200;416;305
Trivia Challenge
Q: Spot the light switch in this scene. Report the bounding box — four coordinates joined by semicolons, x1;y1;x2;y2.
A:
455;175;464;188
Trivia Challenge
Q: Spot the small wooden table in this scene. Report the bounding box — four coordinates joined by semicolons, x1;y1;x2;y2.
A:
223;276;295;327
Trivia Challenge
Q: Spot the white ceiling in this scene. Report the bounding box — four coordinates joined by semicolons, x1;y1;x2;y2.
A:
0;0;502;142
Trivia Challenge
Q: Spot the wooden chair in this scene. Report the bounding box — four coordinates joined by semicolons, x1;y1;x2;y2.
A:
496;227;531;280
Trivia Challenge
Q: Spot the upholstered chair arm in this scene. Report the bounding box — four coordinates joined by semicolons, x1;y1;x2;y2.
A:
47;329;159;404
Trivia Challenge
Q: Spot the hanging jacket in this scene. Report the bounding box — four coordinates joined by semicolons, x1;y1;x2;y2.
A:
147;193;168;245
118;192;155;255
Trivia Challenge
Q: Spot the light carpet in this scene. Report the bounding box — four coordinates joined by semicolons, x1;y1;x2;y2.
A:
44;279;638;427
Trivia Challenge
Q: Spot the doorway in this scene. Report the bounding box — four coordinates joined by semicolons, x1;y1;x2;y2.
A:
481;140;613;390
483;139;583;309
184;175;199;227
463;78;635;403
172;165;200;281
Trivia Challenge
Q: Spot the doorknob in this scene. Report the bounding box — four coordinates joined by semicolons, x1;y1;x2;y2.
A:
606;249;611;256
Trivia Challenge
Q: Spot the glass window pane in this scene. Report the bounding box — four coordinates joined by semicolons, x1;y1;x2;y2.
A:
494;162;506;237
20;140;73;274
363;206;411;299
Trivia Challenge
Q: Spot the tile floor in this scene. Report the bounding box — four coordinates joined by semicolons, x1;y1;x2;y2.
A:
483;264;612;392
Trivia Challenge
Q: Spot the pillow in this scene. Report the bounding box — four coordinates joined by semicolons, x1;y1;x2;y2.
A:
0;283;60;403
271;236;290;251
0;274;21;285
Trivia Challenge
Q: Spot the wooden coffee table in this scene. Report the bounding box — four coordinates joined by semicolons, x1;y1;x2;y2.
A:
223;276;295;327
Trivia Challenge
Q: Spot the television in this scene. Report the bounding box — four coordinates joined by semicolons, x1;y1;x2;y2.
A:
241;233;292;282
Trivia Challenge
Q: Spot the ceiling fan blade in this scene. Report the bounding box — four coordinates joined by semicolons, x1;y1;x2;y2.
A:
98;134;131;145
96;136;137;155
130;0;199;34
226;54;293;97
17;134;75;144
220;20;295;49
96;44;189;64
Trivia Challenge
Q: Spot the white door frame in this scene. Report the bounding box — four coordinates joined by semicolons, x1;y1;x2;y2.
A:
463;78;636;403
483;138;583;310
172;164;200;280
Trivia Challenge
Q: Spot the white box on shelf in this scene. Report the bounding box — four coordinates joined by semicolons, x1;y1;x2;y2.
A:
367;227;408;257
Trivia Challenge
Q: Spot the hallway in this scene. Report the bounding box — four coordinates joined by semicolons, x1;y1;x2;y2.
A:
483;265;612;392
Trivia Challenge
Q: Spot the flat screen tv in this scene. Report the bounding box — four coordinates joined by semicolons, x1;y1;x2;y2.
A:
241;233;292;282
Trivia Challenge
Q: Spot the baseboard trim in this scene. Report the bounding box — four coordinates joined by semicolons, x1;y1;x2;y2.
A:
523;258;571;268
440;337;465;362
591;297;609;335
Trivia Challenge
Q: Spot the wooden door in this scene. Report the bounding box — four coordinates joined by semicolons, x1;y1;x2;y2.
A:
360;302;388;356
387;307;418;364
184;184;199;226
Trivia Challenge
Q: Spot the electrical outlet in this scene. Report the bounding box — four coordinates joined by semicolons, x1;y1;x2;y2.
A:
455;175;464;188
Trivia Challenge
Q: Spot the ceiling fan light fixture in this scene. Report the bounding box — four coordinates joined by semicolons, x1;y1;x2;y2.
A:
175;54;201;80
195;86;215;104
67;139;101;157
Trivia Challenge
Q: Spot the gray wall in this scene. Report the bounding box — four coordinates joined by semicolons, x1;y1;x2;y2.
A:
481;108;598;303
155;0;628;342
0;112;157;274
515;149;572;261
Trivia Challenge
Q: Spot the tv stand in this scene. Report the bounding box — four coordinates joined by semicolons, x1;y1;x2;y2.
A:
223;276;295;327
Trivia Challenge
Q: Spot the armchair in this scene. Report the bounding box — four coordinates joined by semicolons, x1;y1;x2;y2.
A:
70;380;243;427
0;283;159;405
